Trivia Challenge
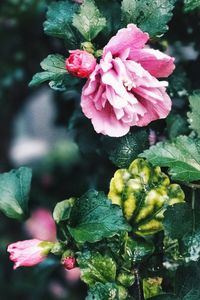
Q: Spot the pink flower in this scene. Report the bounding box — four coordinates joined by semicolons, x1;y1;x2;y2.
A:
81;24;175;137
66;50;96;78
65;267;81;282
25;208;56;242
63;257;76;270
7;239;52;269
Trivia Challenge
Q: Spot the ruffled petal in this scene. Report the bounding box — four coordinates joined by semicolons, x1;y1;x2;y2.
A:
103;24;149;58
81;94;130;137
129;48;175;78
135;88;172;126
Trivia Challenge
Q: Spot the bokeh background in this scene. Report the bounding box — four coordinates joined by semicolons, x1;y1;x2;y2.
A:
0;0;200;299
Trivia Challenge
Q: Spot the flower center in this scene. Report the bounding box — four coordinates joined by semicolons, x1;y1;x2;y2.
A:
123;78;135;91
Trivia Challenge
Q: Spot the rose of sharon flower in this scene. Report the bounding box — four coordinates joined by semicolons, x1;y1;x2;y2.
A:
7;239;52;269
81;24;175;137
66;50;96;78
25;208;56;242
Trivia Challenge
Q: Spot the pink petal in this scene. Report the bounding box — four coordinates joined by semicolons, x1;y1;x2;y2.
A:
81;96;130;137
136;88;172;126
103;24;149;58
129;48;175;78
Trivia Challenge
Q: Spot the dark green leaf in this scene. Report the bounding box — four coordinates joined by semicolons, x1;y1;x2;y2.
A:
164;202;200;262
44;1;80;48
72;0;106;41
175;264;200;299
121;0;175;37
53;198;75;224
187;90;200;137
166;114;189;140
29;54;72;90
103;128;149;168
184;0;200;12
86;282;119;300
150;295;177;300
140;136;200;182
123;236;155;263
0;167;32;220
149;264;200;300
163;203;193;240
68;189;130;243
78;251;116;286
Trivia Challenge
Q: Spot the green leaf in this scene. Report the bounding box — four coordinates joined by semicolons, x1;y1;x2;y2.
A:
103;128;149;168
29;54;72;90
121;0;175;37
78;251;116;287
123;236;155;263
53;198;75;224
68;189;130;243
150;264;200;299
187;91;200;137
184;0;200;12
143;277;163;299
149;295;177;300
175;264;200;299
86;282;119;300
0;167;32;220
140;136;200;182
43;1;80;48
164;202;200;262
72;0;106;41
166;114;189;140
95;0;121;39
163;203;192;240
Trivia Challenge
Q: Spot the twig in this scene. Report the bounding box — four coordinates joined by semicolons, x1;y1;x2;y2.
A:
178;182;200;190
133;268;144;300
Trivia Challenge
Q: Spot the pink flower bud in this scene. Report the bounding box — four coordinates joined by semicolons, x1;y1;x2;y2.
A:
65;267;81;282
63;257;76;270
25;208;56;242
66;50;96;78
7;239;52;269
148;129;157;145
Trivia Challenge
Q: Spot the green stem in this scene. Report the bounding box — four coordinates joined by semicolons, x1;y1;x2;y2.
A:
192;189;196;233
133;268;144;300
180;182;200;190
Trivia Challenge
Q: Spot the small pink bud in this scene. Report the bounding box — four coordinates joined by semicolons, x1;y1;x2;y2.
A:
25;208;56;242
148;129;157;145
7;239;52;269
66;50;96;78
65;267;81;282
63;257;76;270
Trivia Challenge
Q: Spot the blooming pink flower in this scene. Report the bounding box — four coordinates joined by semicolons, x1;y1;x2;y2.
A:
25;208;56;242
81;24;175;137
63;257;76;270
66;50;96;78
7;239;50;269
